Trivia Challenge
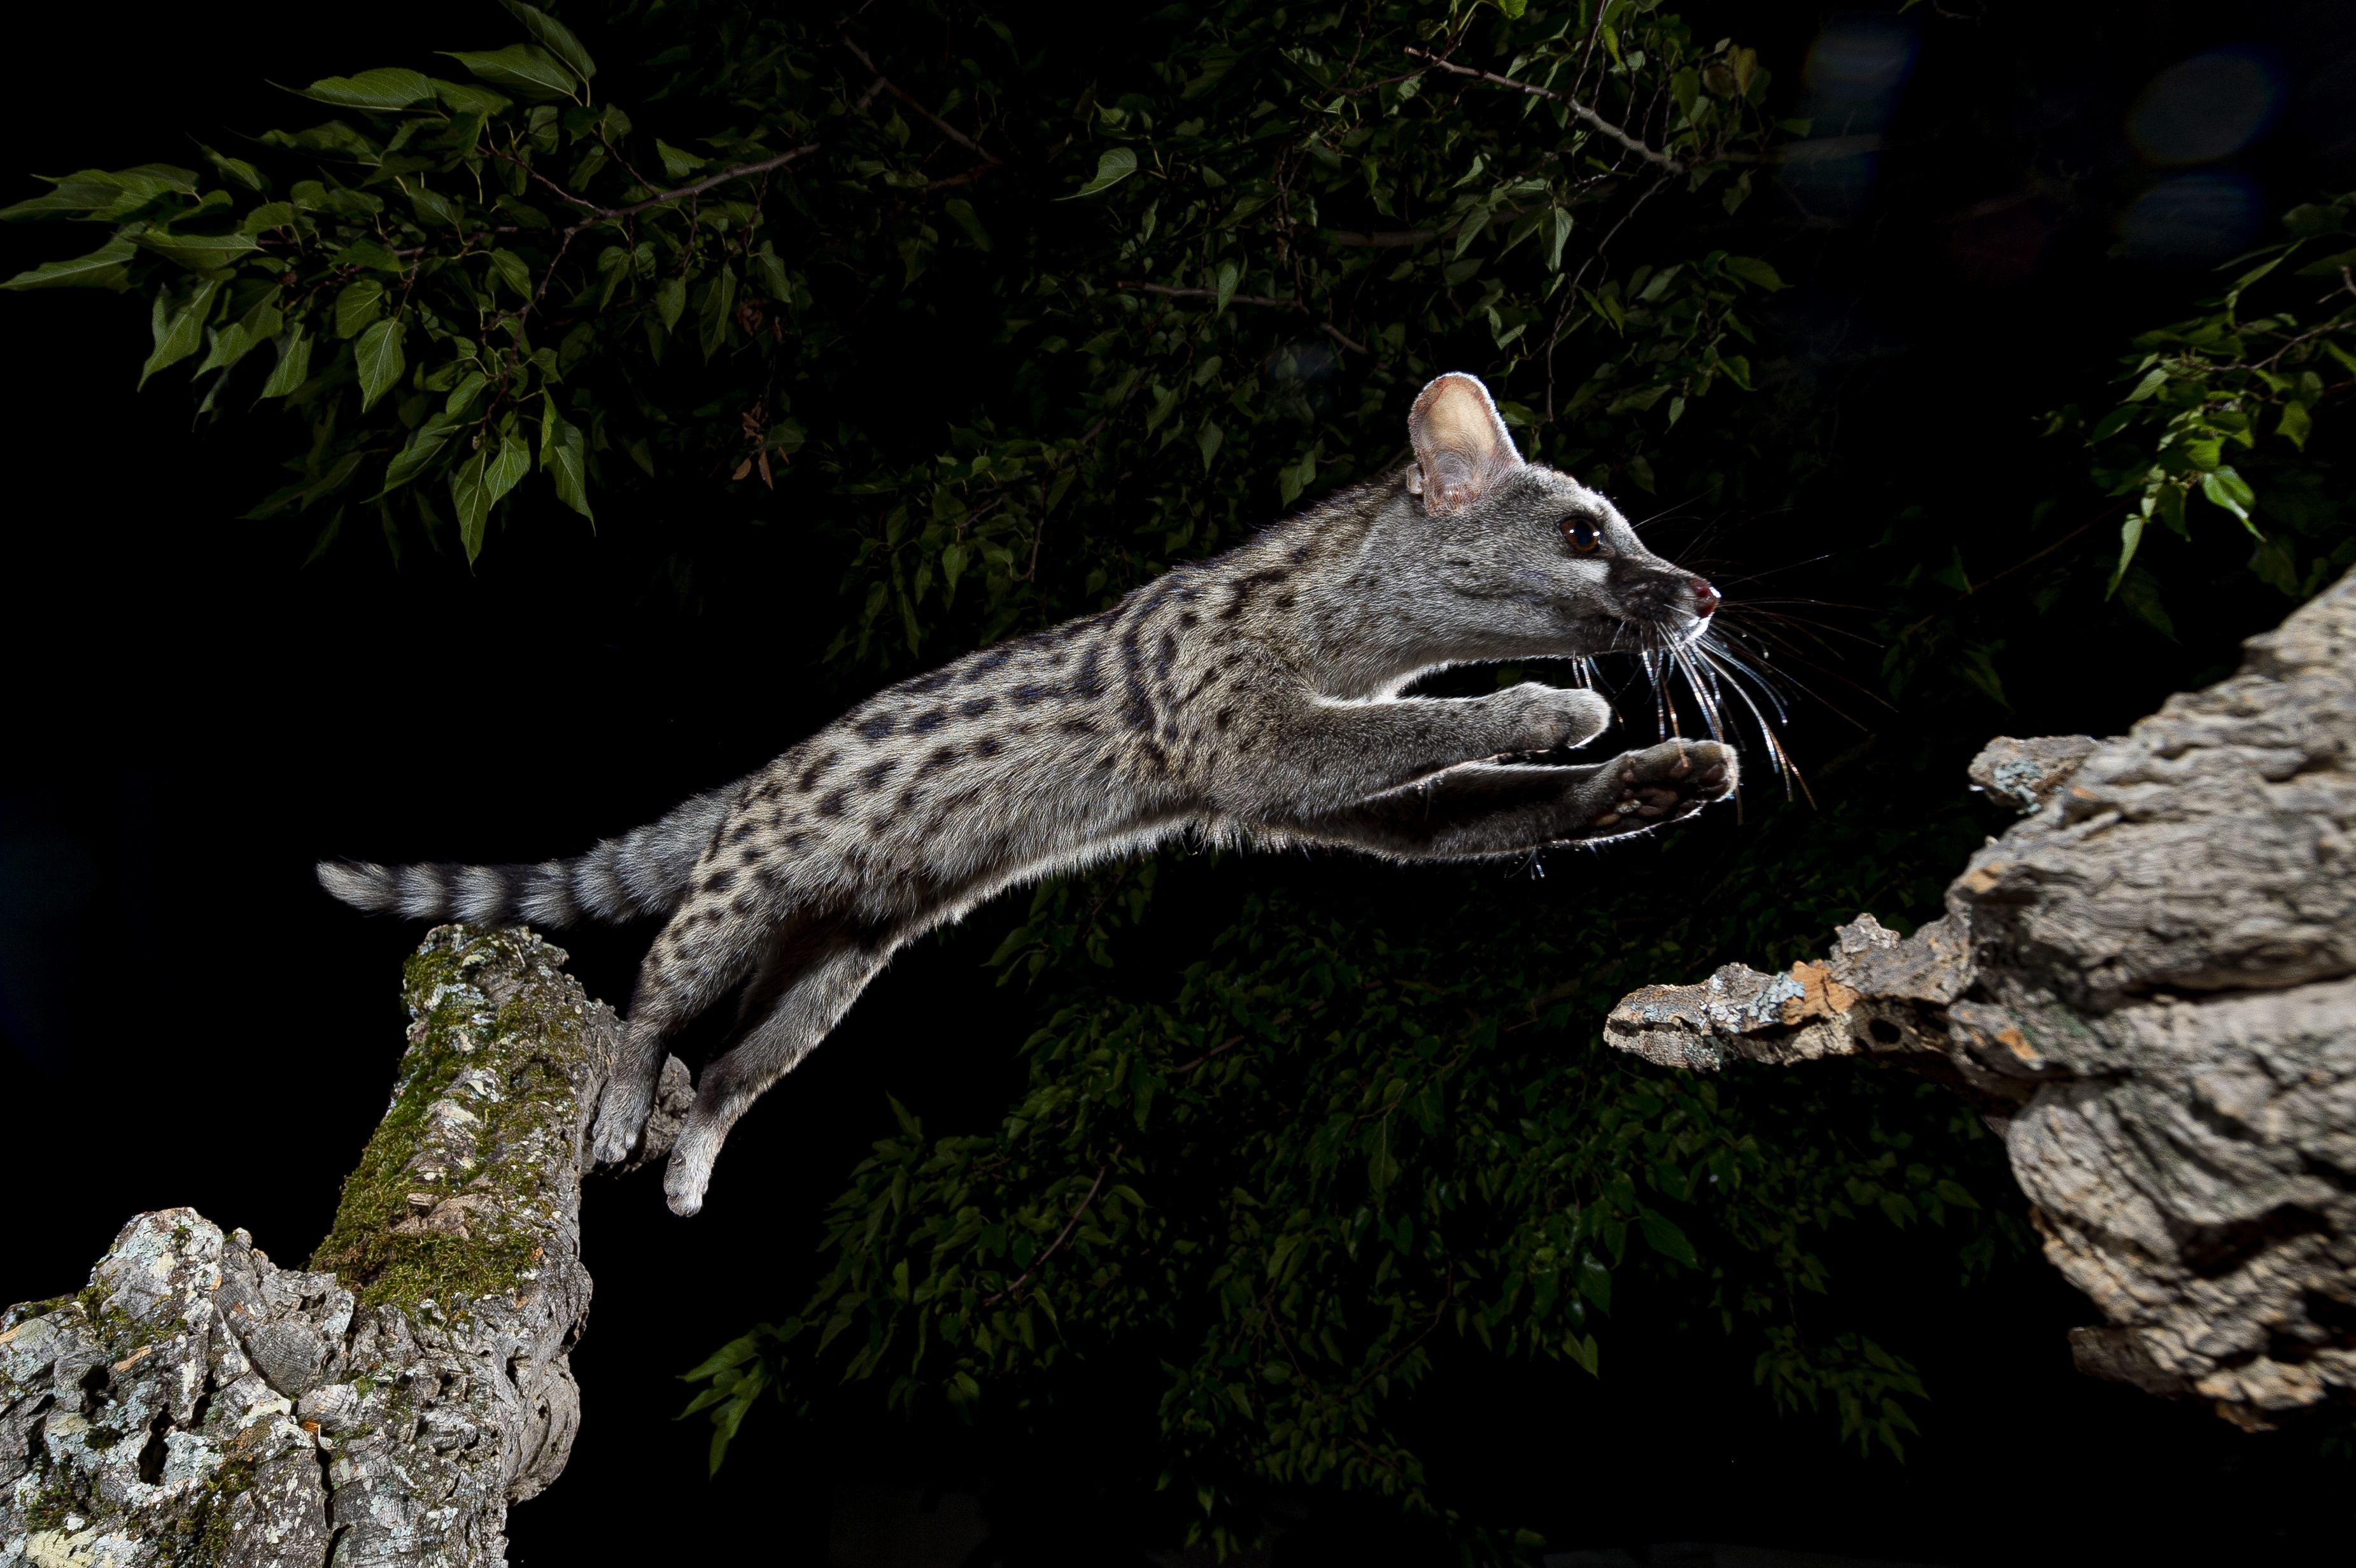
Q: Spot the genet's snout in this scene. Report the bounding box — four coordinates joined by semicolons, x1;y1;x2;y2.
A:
1689;577;1721;618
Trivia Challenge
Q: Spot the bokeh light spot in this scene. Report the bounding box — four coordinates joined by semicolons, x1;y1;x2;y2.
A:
2120;171;2266;267
2128;48;2285;166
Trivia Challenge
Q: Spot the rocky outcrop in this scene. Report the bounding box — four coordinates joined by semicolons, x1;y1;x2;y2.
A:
0;927;692;1567
1605;569;2356;1430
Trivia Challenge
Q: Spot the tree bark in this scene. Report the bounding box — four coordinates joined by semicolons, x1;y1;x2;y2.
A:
0;927;691;1567
1604;569;2356;1430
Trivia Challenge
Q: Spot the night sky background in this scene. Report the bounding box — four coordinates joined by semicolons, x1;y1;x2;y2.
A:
4;3;2352;1563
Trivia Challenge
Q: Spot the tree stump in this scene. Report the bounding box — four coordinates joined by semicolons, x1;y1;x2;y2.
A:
0;928;690;1567
1603;569;2356;1430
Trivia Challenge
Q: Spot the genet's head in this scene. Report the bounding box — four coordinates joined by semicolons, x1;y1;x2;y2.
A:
1390;372;1718;660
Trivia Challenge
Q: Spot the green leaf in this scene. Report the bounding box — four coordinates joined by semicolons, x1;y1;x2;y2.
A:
331;237;404;274
449;448;492;563
1;237;139;292
1723;255;1785;290
335;278;384;339
698;264;738;360
485;424;531;505
943;198;993;251
0;164;197;223
2108;510;2147;595
380;411;461;495
488;248;534;299
2201;465;2257;530
1636;1207;1698;1268
133;229;259;272
1214;258;1239;314
139;278;223;387
656;139;707;180
198;145;265;193
441;44;580;102
258;327;313;397
432;78;514;118
295;67;436;111
500;0;599;82
656;274;686;331
1542;207;1572;271
354;318;407;411
2278;400;2312;450
1062;147;1138;199
540;396;593;521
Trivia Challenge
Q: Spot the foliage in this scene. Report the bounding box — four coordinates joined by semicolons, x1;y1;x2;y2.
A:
12;0;2353;1558
2061;192;2356;615
0;0;1791;651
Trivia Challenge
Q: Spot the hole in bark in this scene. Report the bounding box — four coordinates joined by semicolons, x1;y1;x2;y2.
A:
1868;1019;1903;1045
78;1362;111;1395
2297;1154;2355;1194
2175;1204;2329;1278
2301;1288;2356;1338
188;1393;211;1430
137;1415;171;1484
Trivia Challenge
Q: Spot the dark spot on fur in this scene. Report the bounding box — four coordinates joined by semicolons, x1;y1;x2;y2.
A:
703;869;738;894
968;646;1016;679
1274;593;1296;611
1012;684;1054;707
1216;707;1235;731
975;737;1003;758
730;823;756;842
798;752;839;793
817;789;848;817
858;713;896;741
1070;644;1105;700
925;744;959;769
1156;630;1178;678
1062;717;1099;735
863;759;898;789
782;831;809;851
911;708;949;733
959;696;997;719
1178;610;1199;629
1287;542;1313;565
733;891;758;914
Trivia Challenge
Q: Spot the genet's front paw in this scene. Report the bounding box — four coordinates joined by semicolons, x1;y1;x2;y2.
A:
1493;683;1612;755
1586;740;1735;833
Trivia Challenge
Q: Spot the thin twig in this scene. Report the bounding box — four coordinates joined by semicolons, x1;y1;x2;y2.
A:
837;31;1005;169
1117;282;1374;355
1894;505;2121;639
981;1147;1122;1306
1404;46;1685;173
495;145;821;222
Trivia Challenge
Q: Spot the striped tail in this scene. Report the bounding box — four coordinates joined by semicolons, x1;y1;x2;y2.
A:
316;786;736;928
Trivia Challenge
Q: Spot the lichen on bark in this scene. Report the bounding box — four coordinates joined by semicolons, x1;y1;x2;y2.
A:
0;926;674;1568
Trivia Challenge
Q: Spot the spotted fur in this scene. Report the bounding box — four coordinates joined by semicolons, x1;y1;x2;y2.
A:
319;374;1737;1215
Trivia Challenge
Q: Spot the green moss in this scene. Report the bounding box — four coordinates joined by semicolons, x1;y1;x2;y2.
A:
186;1454;258;1567
19;1473;78;1533
307;929;593;1314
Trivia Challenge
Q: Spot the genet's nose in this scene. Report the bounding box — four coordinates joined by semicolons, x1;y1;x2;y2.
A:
1689;577;1721;618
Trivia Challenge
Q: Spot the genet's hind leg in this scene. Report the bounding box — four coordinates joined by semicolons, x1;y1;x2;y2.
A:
663;933;898;1216
591;906;769;1165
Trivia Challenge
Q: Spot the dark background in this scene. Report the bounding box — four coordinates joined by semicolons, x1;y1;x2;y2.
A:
4;3;2351;1563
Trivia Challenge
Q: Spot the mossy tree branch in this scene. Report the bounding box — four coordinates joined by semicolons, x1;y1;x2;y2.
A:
0;927;689;1567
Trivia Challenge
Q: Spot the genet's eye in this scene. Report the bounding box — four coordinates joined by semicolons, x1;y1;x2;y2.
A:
1560;518;1602;553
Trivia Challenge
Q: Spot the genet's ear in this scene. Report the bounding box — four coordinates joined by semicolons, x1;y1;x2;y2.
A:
1407;372;1521;516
